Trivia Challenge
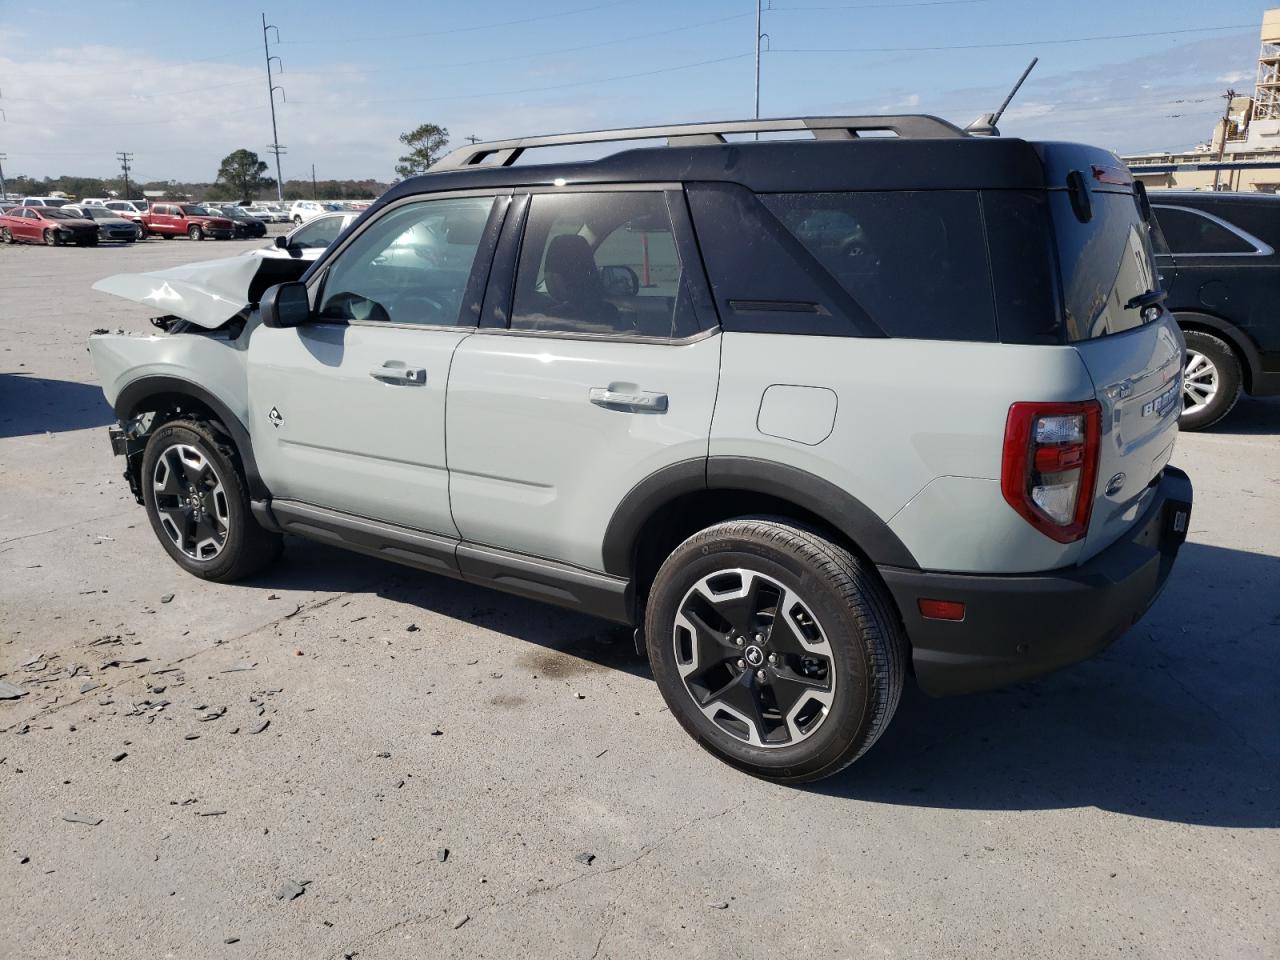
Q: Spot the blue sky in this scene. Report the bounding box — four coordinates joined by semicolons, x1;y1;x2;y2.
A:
0;0;1271;182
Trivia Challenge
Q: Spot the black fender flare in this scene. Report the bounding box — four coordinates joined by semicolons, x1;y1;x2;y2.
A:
113;375;269;500
1171;311;1263;391
601;456;919;579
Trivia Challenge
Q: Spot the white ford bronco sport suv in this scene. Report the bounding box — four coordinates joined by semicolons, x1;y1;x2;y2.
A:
88;116;1193;782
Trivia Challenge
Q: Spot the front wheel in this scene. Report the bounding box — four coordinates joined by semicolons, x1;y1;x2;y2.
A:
140;419;282;582
44;229;59;246
1180;329;1242;431
1;228;11;244
188;224;203;241
645;518;906;783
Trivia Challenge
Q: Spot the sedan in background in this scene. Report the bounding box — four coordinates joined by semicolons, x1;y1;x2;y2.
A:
64;206;140;242
1;206;99;245
214;206;268;239
254;211;357;261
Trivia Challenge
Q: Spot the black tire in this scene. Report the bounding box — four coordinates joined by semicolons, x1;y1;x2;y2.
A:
44;229;58;246
188;224;203;241
140;418;282;582
645;518;906;783
1180;328;1243;431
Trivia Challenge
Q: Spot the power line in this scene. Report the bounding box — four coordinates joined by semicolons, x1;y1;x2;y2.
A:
769;0;988;10
770;22;1256;53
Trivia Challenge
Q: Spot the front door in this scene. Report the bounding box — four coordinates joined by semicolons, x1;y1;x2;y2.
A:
447;188;721;572
247;193;503;536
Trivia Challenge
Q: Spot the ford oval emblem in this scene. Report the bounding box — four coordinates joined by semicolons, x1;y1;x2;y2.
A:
1105;472;1126;496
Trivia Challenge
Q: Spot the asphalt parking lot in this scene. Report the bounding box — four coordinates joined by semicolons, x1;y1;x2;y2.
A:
1;236;1277;960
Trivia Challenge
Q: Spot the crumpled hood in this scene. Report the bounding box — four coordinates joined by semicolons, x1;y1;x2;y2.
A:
91;254;309;329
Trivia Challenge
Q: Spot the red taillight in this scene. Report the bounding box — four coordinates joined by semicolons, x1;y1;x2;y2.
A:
1001;401;1101;544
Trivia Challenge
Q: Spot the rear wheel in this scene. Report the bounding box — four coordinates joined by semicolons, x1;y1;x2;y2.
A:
645;518;906;783
141;418;282;582
188;224;203;241
1180;329;1242;431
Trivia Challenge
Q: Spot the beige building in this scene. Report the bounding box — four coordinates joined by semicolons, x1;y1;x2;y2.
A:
1124;8;1280;192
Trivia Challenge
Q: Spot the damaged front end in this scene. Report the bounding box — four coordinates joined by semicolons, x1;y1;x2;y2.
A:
89;253;310;503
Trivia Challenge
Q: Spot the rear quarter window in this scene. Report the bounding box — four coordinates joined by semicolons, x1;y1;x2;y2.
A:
760;191;998;342
1152;205;1263;255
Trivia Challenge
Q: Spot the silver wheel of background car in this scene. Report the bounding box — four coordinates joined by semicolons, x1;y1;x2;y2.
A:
188;224;203;241
151;443;230;561
673;568;836;748
1183;349;1219;417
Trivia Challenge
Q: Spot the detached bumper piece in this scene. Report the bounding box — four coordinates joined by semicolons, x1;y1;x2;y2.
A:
107;425;147;504
881;466;1193;696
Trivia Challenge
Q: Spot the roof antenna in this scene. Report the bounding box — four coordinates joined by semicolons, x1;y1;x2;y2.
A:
965;57;1038;137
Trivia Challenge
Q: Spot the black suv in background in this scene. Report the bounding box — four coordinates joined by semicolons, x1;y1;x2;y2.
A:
1148;191;1280;429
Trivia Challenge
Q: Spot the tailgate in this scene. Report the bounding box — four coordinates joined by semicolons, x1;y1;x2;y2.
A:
1073;314;1183;560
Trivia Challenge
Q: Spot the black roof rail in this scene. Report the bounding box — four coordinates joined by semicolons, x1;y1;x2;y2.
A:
430;115;967;171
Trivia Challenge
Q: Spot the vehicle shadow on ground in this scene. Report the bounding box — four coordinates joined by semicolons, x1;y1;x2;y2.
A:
0;371;115;439
247;537;647;679
1210;395;1280;436
814;540;1280;829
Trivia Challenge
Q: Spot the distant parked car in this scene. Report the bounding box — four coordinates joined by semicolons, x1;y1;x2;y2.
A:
255;211;357;261
241;204;282;223
139;203;235;240
287;200;329;224
1148;191;1280;430
19;196;73;208
104;200;150;224
64;206;140;243
1;206;99;245
79;198;110;208
215;206;268;239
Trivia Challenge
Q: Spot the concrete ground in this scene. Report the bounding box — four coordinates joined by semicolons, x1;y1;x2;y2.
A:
1;235;1277;960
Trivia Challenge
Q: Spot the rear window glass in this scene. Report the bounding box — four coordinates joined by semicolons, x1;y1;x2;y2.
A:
1151;206;1257;255
759;191;997;341
1050;191;1158;342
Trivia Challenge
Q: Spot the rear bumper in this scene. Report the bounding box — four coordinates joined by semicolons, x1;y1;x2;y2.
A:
880;466;1193;697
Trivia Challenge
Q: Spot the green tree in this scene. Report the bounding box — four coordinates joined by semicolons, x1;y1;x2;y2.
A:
214;149;274;201
395;123;449;179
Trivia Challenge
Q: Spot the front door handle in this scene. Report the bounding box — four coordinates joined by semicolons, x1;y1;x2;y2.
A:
370;363;427;385
589;385;668;412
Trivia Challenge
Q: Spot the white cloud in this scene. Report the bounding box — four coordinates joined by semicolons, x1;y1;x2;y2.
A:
1216;70;1250;84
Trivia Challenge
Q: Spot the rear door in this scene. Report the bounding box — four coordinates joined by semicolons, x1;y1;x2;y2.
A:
445;187;721;572
1049;177;1183;560
247;192;505;536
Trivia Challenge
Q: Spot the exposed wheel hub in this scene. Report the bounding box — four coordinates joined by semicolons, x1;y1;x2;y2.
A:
673;568;836;748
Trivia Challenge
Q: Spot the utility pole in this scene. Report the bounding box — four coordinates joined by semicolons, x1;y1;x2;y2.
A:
311;163;317;200
116;151;133;200
1212;88;1237;192
262;13;287;203
465;134;481;145
0;154;7;202
753;0;770;138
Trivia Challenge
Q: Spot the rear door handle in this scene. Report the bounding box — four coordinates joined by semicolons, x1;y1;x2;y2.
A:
589;386;668;412
370;363;427;385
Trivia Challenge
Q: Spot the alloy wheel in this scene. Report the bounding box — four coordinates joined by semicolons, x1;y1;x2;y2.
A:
1;228;11;243
44;229;58;246
1183;349;1219;417
151;443;230;561
673;568;836;748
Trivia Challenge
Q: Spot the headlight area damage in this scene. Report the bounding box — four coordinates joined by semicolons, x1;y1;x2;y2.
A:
88;254;309;504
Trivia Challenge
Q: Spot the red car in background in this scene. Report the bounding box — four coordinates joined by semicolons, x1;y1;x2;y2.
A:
0;205;100;246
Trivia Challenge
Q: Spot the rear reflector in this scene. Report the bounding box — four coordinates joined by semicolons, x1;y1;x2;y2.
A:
918;599;966;621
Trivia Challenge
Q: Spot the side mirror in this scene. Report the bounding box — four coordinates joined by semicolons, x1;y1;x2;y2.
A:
261;281;312;329
274;235;289;249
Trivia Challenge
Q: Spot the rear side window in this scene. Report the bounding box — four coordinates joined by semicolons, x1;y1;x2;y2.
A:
511;191;700;339
1151;206;1258;255
759;191;997;341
